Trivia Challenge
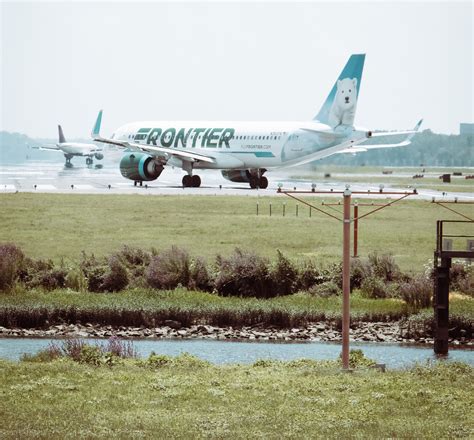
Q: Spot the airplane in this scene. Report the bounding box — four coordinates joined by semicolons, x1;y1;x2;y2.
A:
91;54;422;188
36;125;104;167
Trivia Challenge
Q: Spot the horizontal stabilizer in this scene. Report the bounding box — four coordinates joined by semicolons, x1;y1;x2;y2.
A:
338;119;423;153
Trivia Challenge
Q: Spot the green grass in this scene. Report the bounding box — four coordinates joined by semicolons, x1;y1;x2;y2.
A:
1;289;472;332
0;358;472;439
0;289;411;328
0;193;470;272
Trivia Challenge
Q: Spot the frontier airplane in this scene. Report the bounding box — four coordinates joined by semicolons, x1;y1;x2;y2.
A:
91;54;422;188
37;125;104;167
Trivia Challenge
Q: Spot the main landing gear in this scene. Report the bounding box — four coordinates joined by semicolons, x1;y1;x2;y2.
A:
182;175;201;188
249;175;268;189
64;155;73;167
86;157;93;165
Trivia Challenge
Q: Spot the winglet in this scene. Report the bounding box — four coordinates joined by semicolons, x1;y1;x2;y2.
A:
91;110;103;138
406;119;423;142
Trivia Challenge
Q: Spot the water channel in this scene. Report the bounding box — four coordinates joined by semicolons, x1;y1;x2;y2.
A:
0;338;472;368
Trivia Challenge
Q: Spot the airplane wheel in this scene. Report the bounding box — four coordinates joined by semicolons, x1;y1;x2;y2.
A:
259;176;268;189
182;175;193;187
191;175;201;187
249;176;258;189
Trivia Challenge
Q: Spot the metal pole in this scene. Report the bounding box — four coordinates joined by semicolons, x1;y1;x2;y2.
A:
353;204;359;258
269;203;272;217
342;189;351;369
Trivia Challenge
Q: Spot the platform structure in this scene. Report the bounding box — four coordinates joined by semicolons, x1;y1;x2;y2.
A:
433;219;474;355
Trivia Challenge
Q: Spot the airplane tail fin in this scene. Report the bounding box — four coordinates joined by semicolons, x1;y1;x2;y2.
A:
314;54;365;128
58;125;66;143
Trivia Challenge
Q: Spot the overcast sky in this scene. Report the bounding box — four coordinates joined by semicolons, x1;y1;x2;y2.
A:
1;1;472;138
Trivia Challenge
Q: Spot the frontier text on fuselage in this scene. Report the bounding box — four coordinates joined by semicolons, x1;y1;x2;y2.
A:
135;127;235;149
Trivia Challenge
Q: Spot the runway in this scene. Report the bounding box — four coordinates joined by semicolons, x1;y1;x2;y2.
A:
1;157;473;201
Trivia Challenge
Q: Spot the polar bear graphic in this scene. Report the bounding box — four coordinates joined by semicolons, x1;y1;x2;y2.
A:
328;78;358;128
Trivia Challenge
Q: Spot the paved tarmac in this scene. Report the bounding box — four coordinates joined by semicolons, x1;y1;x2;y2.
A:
1;157;472;201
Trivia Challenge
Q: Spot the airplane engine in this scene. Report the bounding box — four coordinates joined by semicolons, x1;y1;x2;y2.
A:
94;152;104;160
221;169;268;189
120;152;164;181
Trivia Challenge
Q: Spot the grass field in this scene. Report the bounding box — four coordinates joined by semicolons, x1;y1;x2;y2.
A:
1;193;471;272
0;358;472;439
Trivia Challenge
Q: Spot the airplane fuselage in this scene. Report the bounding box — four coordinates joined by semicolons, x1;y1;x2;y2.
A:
57;142;100;156
113;121;357;170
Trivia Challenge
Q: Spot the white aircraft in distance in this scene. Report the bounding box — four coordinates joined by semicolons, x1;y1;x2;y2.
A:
91;54;422;188
36;125;104;167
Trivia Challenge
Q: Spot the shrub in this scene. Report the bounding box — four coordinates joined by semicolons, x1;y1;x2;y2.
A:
340;349;376;368
19;258;66;290
0;243;24;291
26;266;68;290
368;253;401;282
350;258;373;289
189;257;213;292
398;275;432;309
78;345;103;366
309;280;341;298
114;246;151;288
20;343;62;362
451;262;474;296
146;246;191;290
457;273;474;297
271;250;299;296
22;338;138;365
297;261;326;290
65;266;87;291
215;249;273;298
80;253;107;292
101;257;129;292
103;336;137;358
360;276;395;299
116;245;151;267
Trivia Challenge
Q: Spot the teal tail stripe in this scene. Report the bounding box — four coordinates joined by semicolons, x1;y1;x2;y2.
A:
314;54;365;125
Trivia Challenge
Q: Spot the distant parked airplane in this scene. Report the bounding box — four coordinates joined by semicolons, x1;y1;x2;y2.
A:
91;54;422;188
36;125;103;166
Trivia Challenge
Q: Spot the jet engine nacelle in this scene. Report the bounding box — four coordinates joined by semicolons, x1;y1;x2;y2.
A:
94;152;104;160
120;152;164;181
221;168;267;183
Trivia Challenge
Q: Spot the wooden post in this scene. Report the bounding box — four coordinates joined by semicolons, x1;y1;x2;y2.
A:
342;189;351;369
353;204;359;257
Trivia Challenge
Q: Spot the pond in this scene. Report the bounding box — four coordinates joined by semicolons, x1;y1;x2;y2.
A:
0;338;473;368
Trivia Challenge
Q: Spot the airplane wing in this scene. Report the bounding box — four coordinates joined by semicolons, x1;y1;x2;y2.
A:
90;110;216;164
337;119;423;154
